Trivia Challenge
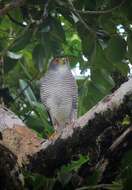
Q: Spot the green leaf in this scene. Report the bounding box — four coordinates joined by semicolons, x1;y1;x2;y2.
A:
105;35;127;62
7;51;22;59
24;172;56;190
31;102;54;136
91;68;115;94
19;79;37;104
77;24;96;59
4;56;18;73
50;18;66;43
90;42;115;93
82;32;96;59
114;62;130;76
10;30;32;51
32;44;45;72
91;41;113;71
58;155;89;186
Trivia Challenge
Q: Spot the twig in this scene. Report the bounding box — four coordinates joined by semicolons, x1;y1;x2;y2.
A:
0;0;26;17
67;0;95;34
57;0;126;15
76;183;120;190
43;0;50;18
109;127;132;152
7;13;26;27
95;127;132;181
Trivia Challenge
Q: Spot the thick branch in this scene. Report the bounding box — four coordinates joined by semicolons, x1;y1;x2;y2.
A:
30;78;132;176
0;106;42;189
67;0;95;34
0;144;24;190
76;78;132;127
0;106;42;165
0;78;132;180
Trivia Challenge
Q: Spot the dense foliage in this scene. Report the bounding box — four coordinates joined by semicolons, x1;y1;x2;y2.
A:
0;0;132;189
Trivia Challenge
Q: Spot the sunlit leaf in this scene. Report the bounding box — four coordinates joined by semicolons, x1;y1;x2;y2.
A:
7;51;22;59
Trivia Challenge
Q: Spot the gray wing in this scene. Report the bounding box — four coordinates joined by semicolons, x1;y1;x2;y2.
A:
40;72;51;111
67;70;78;121
40;73;56;125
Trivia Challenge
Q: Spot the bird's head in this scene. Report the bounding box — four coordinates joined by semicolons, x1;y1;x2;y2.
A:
49;57;69;69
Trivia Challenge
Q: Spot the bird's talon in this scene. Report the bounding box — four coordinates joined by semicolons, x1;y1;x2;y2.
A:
48;131;61;140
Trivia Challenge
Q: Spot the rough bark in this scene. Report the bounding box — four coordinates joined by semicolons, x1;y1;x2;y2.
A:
0;107;42;189
0;143;24;190
30;78;132;176
0;78;132;188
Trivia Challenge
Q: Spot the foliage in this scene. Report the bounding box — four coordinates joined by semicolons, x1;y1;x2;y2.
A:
25;155;89;189
0;0;132;189
57;154;89;186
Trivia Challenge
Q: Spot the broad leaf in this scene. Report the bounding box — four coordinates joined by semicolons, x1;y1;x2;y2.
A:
105;35;127;62
33;44;45;72
10;30;32;51
19;79;37;104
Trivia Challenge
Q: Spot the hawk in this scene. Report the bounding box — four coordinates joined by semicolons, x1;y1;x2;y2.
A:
40;57;78;133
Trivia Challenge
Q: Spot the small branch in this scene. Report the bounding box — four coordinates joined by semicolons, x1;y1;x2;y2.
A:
43;0;50;18
96;127;132;180
109;127;132;152
57;0;126;15
0;0;26;17
76;183;121;190
67;0;95;34
7;13;26;27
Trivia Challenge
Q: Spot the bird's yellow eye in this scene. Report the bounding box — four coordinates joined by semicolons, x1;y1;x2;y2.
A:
53;57;69;65
54;58;65;65
54;58;60;64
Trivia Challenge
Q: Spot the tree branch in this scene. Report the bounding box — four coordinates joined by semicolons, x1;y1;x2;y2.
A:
30;78;132;176
109;127;132;152
0;106;42;165
76;78;132;128
7;13;26;27
0;0;26;17
0;144;24;190
57;0;126;15
67;0;95;34
0;78;132;183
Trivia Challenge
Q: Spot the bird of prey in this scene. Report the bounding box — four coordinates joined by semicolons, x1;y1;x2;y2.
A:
40;57;78;133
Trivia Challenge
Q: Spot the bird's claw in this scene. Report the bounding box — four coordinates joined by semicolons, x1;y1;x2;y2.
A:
48;131;61;141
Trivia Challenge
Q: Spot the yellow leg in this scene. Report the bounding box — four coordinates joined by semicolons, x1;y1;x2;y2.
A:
48;129;61;140
47;118;61;140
